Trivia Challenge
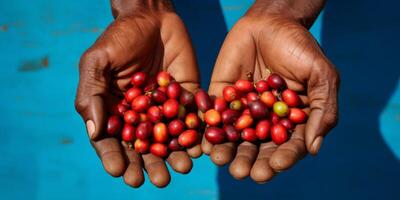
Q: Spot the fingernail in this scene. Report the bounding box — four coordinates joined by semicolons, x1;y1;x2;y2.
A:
311;136;323;155
86;120;95;139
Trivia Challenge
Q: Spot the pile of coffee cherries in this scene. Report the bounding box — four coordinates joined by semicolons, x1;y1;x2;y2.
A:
107;71;202;158
203;73;307;145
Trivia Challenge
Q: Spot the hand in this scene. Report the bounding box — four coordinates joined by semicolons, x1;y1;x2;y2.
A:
202;0;339;183
75;1;201;188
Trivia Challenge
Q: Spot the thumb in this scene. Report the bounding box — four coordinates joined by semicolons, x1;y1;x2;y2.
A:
305;59;340;155
75;49;110;140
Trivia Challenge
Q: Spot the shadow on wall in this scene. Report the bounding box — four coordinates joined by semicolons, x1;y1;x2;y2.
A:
215;0;400;200
173;0;228;89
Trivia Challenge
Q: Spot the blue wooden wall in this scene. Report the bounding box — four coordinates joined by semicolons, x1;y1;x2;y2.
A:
1;0;399;199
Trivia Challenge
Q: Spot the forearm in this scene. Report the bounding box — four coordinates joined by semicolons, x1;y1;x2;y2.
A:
110;0;174;18
248;0;326;28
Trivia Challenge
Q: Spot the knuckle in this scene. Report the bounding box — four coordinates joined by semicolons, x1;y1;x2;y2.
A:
325;112;338;129
79;49;108;71
74;97;88;115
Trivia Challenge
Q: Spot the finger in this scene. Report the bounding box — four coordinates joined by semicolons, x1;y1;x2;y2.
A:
209;22;256;90
269;124;307;171
229;142;258;180
162;15;200;93
142;153;171;188
166;151;193;174
306;60;339;155
122;144;145;188
91;137;126;177
186;144;202;158
250;142;277;183
210;142;237;166
75;50;110;140
201;133;213;155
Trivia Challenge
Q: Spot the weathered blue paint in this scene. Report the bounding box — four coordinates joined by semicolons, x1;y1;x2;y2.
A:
380;80;400;159
0;0;399;200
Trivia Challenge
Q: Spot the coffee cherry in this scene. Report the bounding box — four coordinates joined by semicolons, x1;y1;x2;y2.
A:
134;139;150;154
124;110;139;124
224;125;240;142
168;119;185;137
135;122;153;140
147;106;163;123
241;128;257;142
240;97;248;107
157;71;172;87
113;101;130;115
273;101;289;117
223;86;239;102
204;109;221;126
162;99;179;118
230;100;243;111
153;122;169;143
139;113;148;122
270;112;280;124
132;95;151;113
279;118;294;130
246;92;259;102
151;90;167;104
177;105;186;119
248;100;269;119
131;71;147;87
122;124;135;142
180;90;195;106
214;97;228;113
166;81;182;99
195;89;212;112
185;113;200;129
234;79;254;93
255;120;270;140
168;138;182;151
125;87;142;103
271;124;288;145
205;127;226;144
282;89;301;107
143;77;157;93
107;115;122;136
221;109;240;124
260;91;276;107
178;130;199;148
235;114;254;130
255;80;269;93
150;143;168;158
267;73;286;90
158;86;167;93
288;108;307;124
242;108;251;115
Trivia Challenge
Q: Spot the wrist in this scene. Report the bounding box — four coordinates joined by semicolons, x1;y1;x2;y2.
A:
111;0;174;18
246;0;325;28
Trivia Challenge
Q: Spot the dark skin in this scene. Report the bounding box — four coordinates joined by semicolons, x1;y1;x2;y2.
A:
76;0;339;187
202;0;340;183
75;0;202;188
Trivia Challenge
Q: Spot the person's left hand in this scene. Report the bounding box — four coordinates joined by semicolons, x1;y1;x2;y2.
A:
202;0;339;183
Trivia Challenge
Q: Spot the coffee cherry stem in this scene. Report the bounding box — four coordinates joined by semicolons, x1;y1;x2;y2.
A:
246;71;254;82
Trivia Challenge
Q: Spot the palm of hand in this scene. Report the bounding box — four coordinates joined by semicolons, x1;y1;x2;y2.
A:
204;16;339;182
75;13;200;188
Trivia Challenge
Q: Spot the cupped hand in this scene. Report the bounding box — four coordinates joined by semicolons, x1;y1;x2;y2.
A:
75;3;201;188
202;2;339;183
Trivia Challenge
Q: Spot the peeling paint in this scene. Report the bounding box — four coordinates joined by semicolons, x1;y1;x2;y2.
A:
0;25;8;32
18;56;49;72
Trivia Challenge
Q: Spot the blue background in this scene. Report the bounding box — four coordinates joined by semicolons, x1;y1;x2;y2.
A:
1;0;399;199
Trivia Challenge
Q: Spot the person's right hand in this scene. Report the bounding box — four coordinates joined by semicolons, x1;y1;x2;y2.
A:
75;0;201;188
